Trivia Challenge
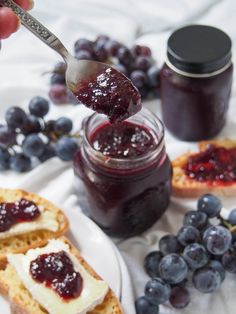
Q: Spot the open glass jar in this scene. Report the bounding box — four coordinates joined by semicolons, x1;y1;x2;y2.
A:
74;108;172;238
160;25;233;141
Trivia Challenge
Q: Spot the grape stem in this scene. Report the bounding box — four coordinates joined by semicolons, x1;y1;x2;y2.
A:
70;132;81;139
230;225;236;233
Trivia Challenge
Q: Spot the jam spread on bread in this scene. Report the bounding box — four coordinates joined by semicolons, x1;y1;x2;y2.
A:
0;199;41;232
184;145;236;184
73;67;141;123
30;251;83;300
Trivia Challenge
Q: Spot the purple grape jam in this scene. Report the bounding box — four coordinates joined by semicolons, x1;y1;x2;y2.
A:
184;144;236;185
30;251;83;301
73;67;142;123
90;121;157;158
0;199;41;232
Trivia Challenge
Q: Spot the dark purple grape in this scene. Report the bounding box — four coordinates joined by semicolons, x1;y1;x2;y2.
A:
53;62;66;74
228;209;236;225
29;97;49;118
169;287;190;309
159;254;188;284
74;38;93;54
10;153;31;172
54;117;73;135
145;278;171;305
22;134;45;158
94;35;110;49
193;267;221;293
132;45;152;57
177;226;200;247
209;260;225;282
117;46;134;66
0;125;16;148
135;56;152;71
112;64;128;76
147;66;160;88
93;46;108;62
183;210;208;230
5;107;27;129
39;144;56;162
49;84;69;105
0;148;10;170
183;243;209;270
222;248;236;273
50;73;66;85
21;115;41;135
159;235;182;255
198;194;222;218
104;40;121;56
135;296;159;314
75;50;93;60
130;70;147;88
96;34;110;41
203;226;232;255
144;251;163;277
55;137;78;161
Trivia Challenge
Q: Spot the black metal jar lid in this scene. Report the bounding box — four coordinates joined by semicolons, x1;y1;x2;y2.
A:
167;25;232;75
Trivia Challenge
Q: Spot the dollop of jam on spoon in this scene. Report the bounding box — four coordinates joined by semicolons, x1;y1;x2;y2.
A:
73;66;142;123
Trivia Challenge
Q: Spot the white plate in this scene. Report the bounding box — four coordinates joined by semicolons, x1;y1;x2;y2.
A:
0;208;121;313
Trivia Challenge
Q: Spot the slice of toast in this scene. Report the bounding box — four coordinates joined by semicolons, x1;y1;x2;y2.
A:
172;139;236;198
0;237;123;314
0;188;69;269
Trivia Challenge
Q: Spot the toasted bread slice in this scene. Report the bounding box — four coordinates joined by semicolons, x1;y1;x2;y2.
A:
172;139;236;198
0;237;123;314
0;188;69;269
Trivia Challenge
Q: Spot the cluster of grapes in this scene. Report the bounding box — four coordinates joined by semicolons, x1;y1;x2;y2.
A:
135;194;236;314
49;35;160;105
0;96;78;173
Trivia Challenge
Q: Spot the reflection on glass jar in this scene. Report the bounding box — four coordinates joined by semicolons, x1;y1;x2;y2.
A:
74;108;172;238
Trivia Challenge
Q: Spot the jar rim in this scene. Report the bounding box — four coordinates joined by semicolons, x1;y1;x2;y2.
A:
83;108;165;170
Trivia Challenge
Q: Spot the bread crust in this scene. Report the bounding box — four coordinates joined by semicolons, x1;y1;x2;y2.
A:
0;188;69;269
172;139;236;198
0;237;123;314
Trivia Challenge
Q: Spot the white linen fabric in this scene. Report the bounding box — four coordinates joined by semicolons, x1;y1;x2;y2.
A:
1;0;236;313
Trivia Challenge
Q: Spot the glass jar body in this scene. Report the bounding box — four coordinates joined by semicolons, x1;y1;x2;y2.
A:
160;63;233;141
74;110;172;238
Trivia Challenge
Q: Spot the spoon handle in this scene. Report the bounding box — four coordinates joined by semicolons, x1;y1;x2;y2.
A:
1;0;69;60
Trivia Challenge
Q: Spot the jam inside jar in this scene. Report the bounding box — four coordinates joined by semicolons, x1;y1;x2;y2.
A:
74;108;172;238
160;25;233;141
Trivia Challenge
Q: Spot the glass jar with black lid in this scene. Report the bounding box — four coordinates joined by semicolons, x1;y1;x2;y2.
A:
160;25;233;141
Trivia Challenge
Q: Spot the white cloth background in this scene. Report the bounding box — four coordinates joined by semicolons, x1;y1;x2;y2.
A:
1;0;236;313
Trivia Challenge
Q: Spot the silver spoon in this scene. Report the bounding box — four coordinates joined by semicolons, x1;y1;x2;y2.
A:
1;0;141;122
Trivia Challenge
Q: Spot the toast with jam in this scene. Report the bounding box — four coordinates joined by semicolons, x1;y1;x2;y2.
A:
0;237;123;314
0;188;69;269
172;139;236;198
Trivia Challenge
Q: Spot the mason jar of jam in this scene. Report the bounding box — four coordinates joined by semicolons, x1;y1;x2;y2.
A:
74;108;172;238
160;25;233;141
